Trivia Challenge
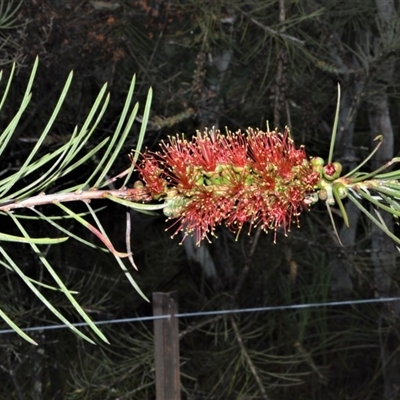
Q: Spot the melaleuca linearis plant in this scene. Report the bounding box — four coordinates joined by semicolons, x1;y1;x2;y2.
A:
1;61;399;345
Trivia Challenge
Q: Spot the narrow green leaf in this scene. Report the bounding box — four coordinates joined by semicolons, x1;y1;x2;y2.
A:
349;157;400;183
135;87;154;160
84;202;149;302
326;204;343;246
0;307;37;345
9;213;109;344
0;137;78;197
123;87;153;187
0;66;73;197
6;206;108;221
0;246;96;344
0;93;32;164
369;185;400;200
8;128;80;199
328;83;340;164
31;208;109;253
356;188;400;218
60;85;109;164
344;136;383;178
54;137;110;190
104;194;166;210
54;202;128;258
0;259;79;292
0;0;23;28
348;192;400;245
379;182;400;191
0;62;15;113
0;231;68;244
94;75;137;188
379;193;400;211
93;101;139;188
3;81;111;198
332;186;349;227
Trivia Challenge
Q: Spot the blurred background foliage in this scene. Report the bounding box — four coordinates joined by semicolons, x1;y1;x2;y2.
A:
1;0;400;399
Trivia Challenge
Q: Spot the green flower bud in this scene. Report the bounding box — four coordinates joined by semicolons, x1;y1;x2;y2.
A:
311;157;324;167
323;162;342;180
310;157;324;177
334;182;348;199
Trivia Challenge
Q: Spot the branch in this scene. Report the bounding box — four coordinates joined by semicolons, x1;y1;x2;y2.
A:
0;188;163;212
233;5;305;46
231;317;271;400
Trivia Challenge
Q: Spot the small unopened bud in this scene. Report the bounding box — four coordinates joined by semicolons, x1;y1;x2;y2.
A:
334;183;348;199
311;157;324;167
318;189;328;201
323;162;342;180
310;157;324;177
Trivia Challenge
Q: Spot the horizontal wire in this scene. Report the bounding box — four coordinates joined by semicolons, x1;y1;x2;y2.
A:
0;296;399;335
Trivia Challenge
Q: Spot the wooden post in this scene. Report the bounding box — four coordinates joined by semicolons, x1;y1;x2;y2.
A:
153;291;181;400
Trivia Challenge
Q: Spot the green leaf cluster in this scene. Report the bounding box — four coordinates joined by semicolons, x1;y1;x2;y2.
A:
0;58;152;344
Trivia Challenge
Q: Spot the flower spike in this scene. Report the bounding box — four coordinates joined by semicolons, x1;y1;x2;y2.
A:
135;127;319;244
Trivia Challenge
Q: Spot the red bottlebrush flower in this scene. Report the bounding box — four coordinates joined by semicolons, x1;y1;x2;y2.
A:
135;156;166;198
135;127;320;244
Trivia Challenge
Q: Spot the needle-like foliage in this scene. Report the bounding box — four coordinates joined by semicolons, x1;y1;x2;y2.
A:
0;58;155;344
